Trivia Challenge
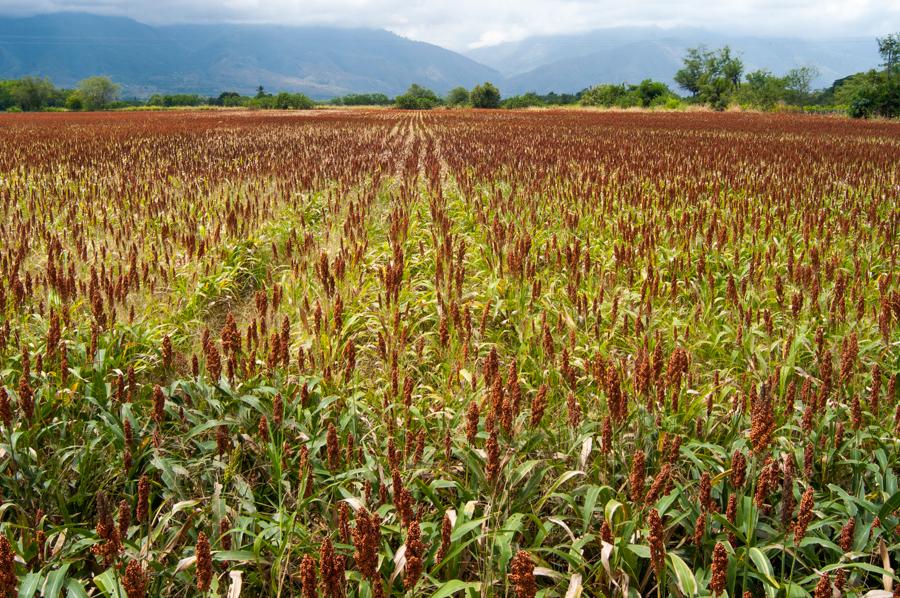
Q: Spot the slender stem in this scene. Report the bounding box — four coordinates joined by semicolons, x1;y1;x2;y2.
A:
785;540;798;596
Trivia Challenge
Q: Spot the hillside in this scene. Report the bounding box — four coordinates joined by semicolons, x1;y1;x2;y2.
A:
0;13;885;97
467;27;881;92
0;13;499;98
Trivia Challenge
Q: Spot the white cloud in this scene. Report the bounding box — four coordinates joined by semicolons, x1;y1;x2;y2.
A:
1;0;898;49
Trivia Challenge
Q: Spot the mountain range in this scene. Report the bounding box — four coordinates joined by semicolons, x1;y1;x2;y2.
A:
466;28;880;93
0;13;499;98
0;13;884;98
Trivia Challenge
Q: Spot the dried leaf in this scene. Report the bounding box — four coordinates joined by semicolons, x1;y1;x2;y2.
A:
565;573;583;598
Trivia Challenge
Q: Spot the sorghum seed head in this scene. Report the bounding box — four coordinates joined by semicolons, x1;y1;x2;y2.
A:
710;542;728;596
793;487;815;544
647;509;665;578
196;531;212;592
509;551;536;598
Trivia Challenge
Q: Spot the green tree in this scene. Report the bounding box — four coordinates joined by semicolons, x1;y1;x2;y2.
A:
739;69;786;109
331;93;391;106
64;92;84;111
147;94;205;107
580;81;674;108
673;47;708;96
0;81;15;111
635;79;672;107
10;76;55;111
699;76;732;110
394;84;441;110
581;83;631;107
542;92;579;105
838;70;900;118
784;66;818;97
77;76;120;111
470;82;501;108
273;92;314;109
501;92;545;108
719;47;743;88
840;33;900;118
446;86;470;106
736;66;820;109
216;91;244;107
877;33;900;73
675;46;743;109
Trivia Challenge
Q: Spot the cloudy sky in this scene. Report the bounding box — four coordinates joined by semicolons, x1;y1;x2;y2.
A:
2;0;898;49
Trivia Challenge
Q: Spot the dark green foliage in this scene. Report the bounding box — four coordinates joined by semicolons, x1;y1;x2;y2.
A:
635;79;671;106
675;46;744;109
330;93;392;106
4;76;56;111
581;79;677;108
395;84;441;109
0;81;11;110
501;91;582;109
264;92;315;110
470;82;501;108
64;93;84;111
501;92;546;108
445;86;470;106
737;67;820;110
540;91;581;105
148;93;207;107
699;76;733;110
740;70;791;110
877;33;900;72
839;70;900;118
839;33;900;118
77;76;121;110
581;83;639;107
215;91;244;106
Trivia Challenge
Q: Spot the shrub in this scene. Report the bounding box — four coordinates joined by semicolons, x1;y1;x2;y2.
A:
446;87;470;107
470;82;501;108
395;84;441;110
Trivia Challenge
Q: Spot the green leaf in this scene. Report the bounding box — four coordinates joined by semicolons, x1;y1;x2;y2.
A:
213;549;259;563
878;490;900;519
667;553;697;597
450;517;487;542
18;572;42;598
604;499;627;530
186;419;224;439
627;544;650;559
431;580;481;598
65;579;90;598
798;561;899;584
748;547;779;596
44;563;71;598
93;568;125;598
509;459;542;486
582;485;602;535
536;470;585;512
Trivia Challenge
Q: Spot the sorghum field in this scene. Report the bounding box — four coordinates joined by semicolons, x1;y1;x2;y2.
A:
0;109;898;598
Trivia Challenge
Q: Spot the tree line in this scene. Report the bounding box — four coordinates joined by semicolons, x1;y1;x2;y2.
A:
0;76;121;112
1;33;897;118
665;34;899;117
0;80;318;112
377;34;898;117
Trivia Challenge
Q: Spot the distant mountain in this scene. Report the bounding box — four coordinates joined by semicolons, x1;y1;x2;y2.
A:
0;13;499;98
0;14;884;98
467;28;881;93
